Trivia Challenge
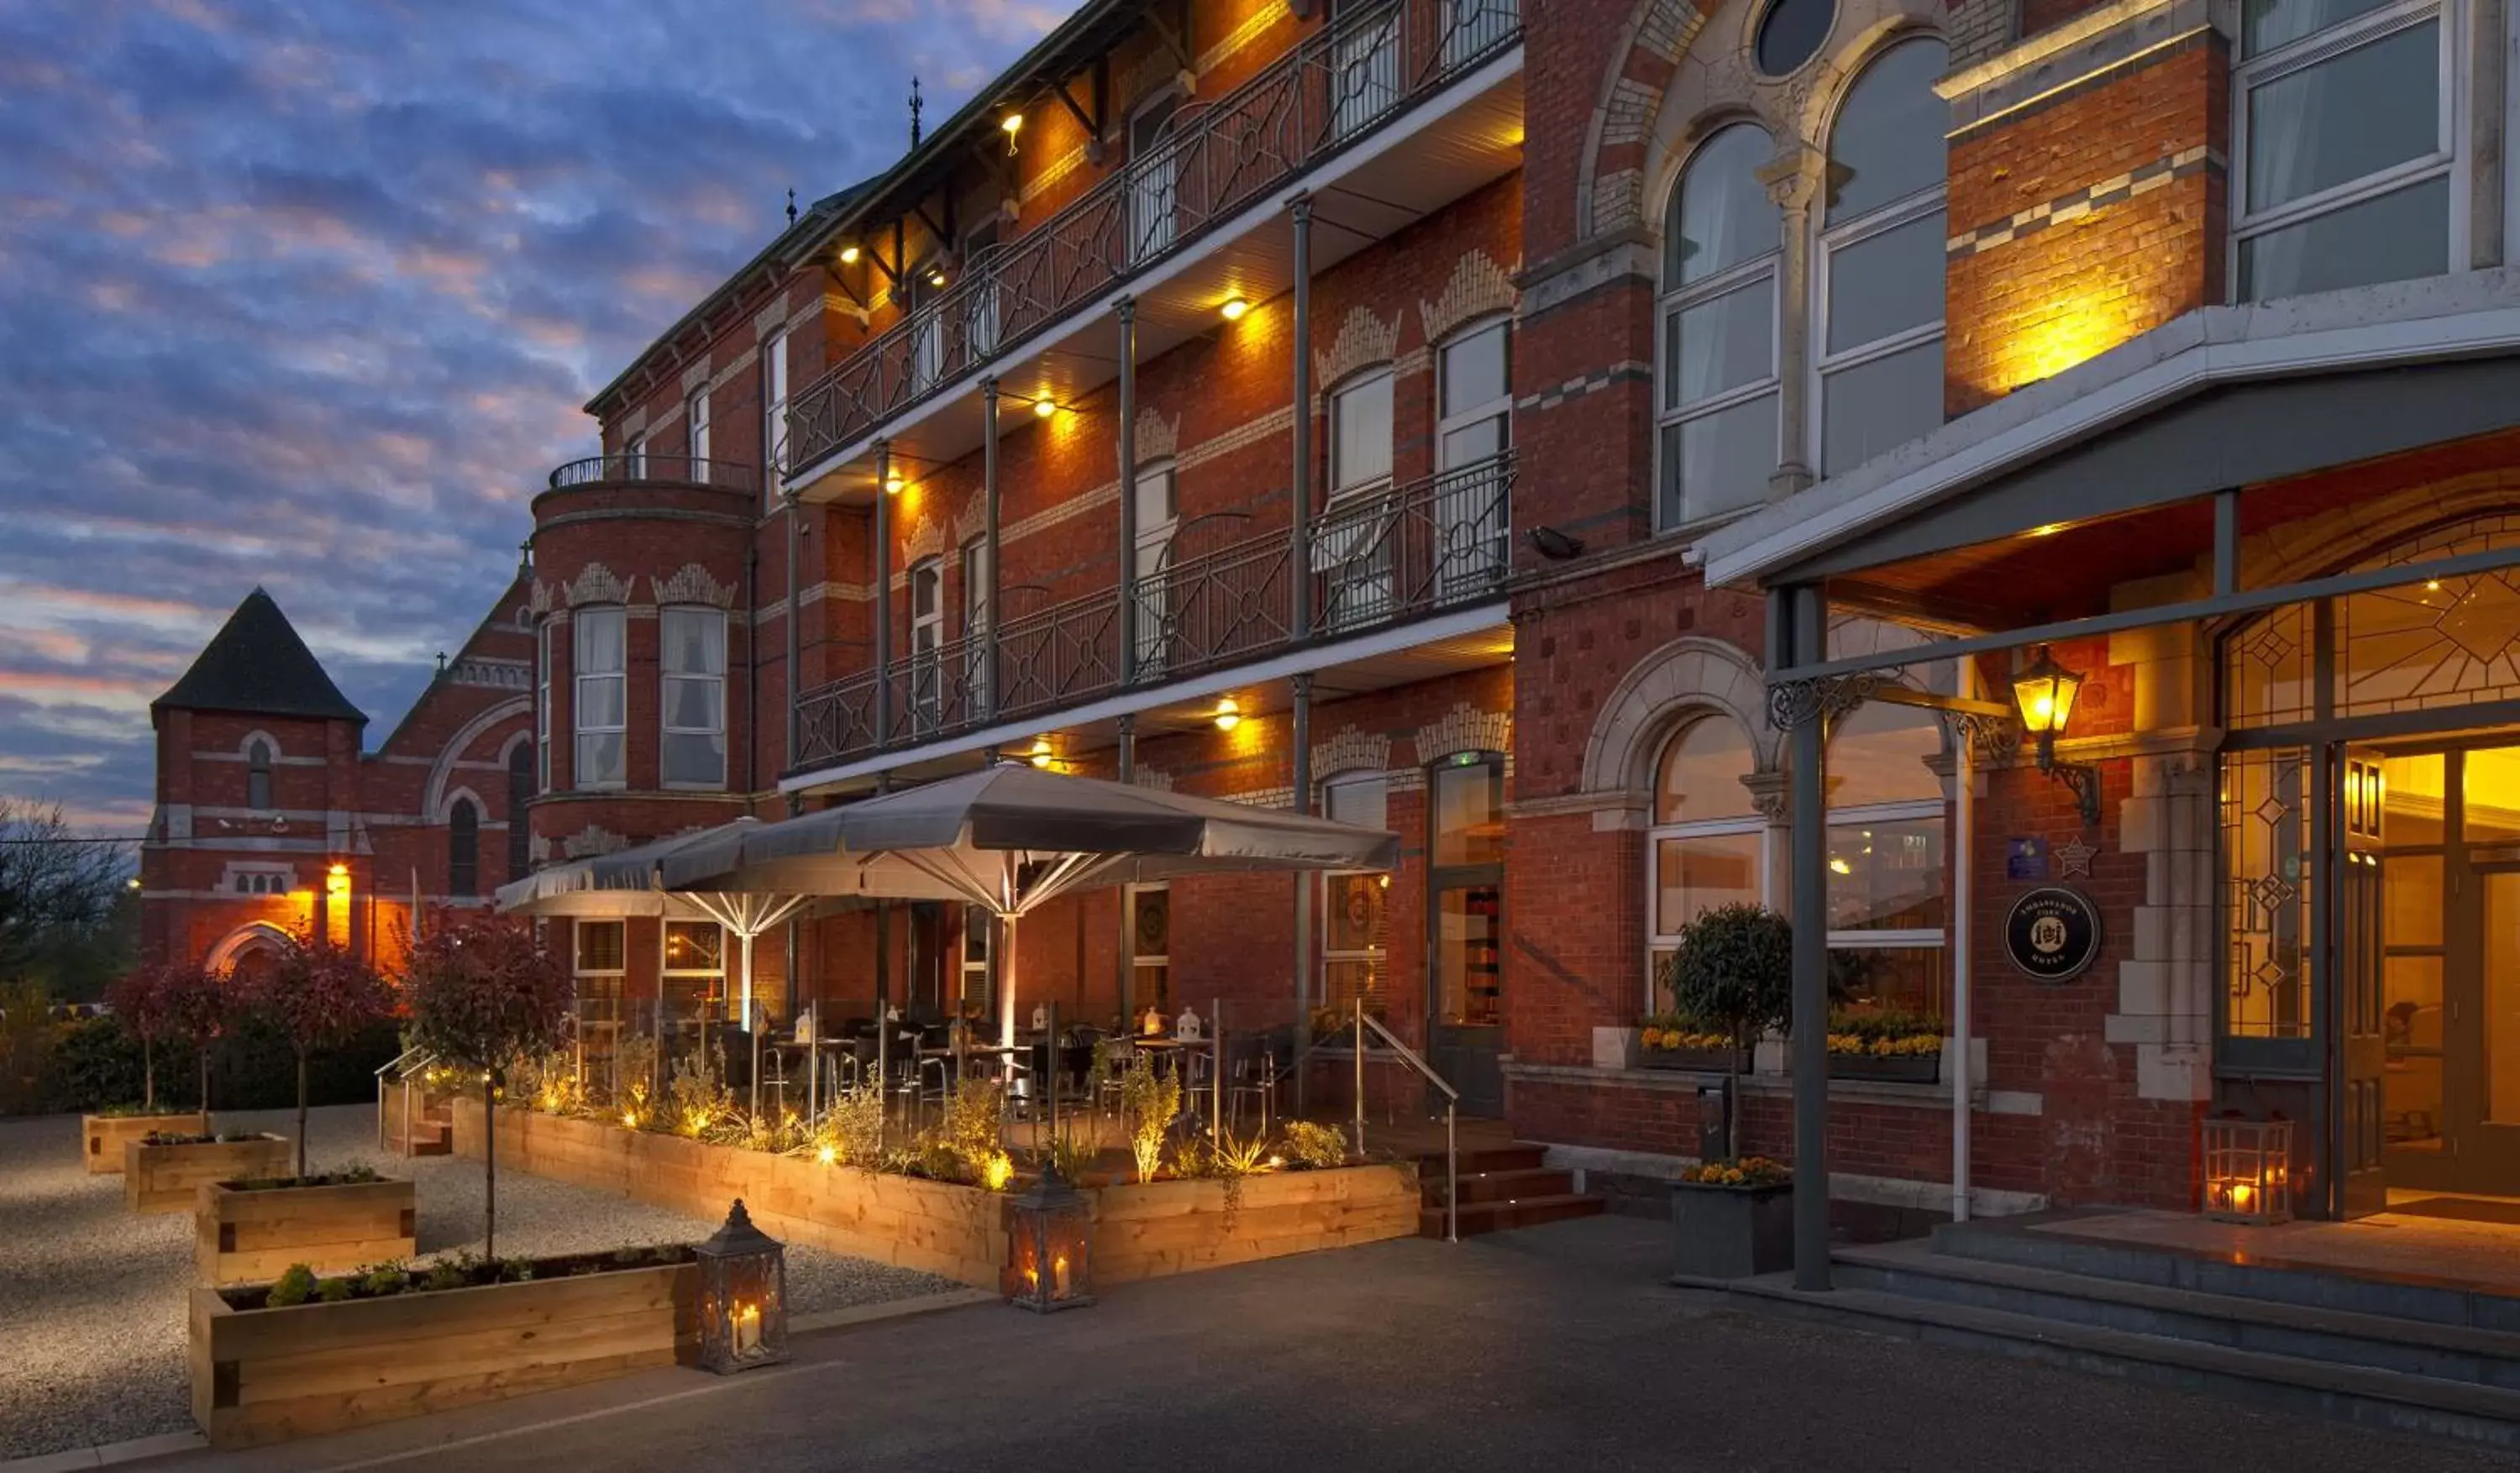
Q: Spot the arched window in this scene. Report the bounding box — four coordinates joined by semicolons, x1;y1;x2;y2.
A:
448;798;480;899
1816;38;1948;477
1657;123;1782;529
1823;700;1947;1022
1646;716;1765;1002
245;739;274;811
2233;0;2453;301
507;742;533;879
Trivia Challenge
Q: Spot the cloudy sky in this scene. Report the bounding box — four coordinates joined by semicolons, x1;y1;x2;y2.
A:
0;0;1059;831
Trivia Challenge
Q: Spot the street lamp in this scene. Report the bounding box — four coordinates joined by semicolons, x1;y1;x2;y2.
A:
2010;644;2100;827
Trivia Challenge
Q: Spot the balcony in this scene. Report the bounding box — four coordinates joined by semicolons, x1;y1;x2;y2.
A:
791;450;1515;773
782;0;1524;492
544;453;760;496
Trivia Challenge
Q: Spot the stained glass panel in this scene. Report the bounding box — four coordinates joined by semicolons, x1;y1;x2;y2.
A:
2224;747;2313;1040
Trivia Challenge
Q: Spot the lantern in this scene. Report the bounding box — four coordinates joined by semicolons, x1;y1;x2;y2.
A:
696;1198;789;1371
2008;644;2101;826
1008;1164;1095;1313
2202;1116;2293;1226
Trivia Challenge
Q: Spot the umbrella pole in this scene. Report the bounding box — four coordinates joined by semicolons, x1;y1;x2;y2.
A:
1000;914;1020;1089
742;928;759;1119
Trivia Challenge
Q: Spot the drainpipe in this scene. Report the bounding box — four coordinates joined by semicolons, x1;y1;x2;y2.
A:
1292;673;1313;1116
982;379;1001;721
1289;194;1313;635
874;440;893;746
1116;296;1138;687
1951;699;1975;1224
746;537;760;799
784;491;802;772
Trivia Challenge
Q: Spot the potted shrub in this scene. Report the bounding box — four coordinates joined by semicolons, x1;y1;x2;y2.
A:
1661;904;1793;1160
1669;1156;1793;1280
84;965;207;1174
248;932;398;1180
402;909;572;1257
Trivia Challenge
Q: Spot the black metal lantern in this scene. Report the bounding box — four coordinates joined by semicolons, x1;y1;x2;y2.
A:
696;1198;789;1371
1008;1163;1094;1312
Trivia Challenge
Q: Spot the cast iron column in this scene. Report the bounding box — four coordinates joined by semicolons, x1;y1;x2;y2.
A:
783;490;802;768
1117;711;1136;785
1787;584;1832;1292
982;378;1002;721
1291;671;1313;1114
1116;296;1139;686
1289;194;1313;635
873;439;893;747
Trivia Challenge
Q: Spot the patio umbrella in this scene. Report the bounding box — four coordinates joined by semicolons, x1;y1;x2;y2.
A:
655;763;1399;1060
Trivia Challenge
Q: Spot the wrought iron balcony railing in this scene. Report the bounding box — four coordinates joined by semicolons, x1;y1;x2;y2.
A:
793;450;1514;768
546;453;760;495
782;0;1522;477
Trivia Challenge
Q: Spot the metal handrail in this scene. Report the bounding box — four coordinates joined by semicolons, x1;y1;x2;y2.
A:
1352;998;1458;1244
544;453;759;495
375;1046;435;1153
784;0;1523;474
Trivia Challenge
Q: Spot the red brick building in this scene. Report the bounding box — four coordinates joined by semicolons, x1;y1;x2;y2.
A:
148;0;2520;1234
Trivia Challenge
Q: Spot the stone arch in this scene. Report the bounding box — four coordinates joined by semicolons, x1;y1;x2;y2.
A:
206;921;292;977
422;696;530;825
236;728;283;760
1582;635;1777;800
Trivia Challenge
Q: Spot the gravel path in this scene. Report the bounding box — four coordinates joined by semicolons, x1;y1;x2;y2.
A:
0;1103;962;1461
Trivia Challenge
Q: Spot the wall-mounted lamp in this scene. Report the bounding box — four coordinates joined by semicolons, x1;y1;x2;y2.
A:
1220;296;1249;322
1032;396;1058;420
883;474;905;495
325;862;351;897
1212;696;1241;731
838;244;862;265
1028;736;1055;769
1528;526;1584;560
927;267;948;288
2011;644;2101;827
1000;113;1023;155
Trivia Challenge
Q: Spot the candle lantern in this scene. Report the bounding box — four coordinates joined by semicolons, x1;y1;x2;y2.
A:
696;1198;789;1371
1008;1163;1095;1313
2201;1116;2293;1226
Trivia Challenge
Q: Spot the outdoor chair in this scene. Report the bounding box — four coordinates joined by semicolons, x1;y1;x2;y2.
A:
1227;1034;1289;1131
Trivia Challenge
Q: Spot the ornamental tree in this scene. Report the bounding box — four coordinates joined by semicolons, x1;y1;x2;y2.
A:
155;962;239;1133
104;964;176;1111
402;910;571;1256
253;934;398;1178
1662;903;1793;1161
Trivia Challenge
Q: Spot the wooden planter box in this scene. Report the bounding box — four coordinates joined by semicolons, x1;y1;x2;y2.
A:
197;1177;419;1287
83;1112;206;1174
1671;1179;1793;1281
191;1259;695;1449
126;1135;291;1215
1639;1047;1751;1073
1087;1163;1420;1286
1826;1051;1941;1084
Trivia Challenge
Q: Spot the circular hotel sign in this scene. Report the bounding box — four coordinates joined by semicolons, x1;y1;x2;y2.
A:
2004;886;2103;983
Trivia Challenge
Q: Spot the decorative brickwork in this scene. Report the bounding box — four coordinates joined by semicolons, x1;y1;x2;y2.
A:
1420;249;1520;343
653;562;738;609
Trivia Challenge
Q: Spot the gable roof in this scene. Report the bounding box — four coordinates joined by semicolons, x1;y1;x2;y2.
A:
155;588;366;725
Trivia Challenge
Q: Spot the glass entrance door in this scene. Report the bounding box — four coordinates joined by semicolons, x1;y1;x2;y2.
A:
1428;753;1505;1116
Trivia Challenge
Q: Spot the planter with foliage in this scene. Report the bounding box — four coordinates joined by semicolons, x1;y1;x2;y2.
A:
1635;1016;1752;1073
82;1106;207;1175
1670;1156;1793;1281
191;1245;696;1449
402;910;572;1259
1824;1009;1943;1083
127;1132;291;1214
195;1167;416;1287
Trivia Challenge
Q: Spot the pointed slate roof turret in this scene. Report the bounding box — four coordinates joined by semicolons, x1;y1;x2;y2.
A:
155;587;366;725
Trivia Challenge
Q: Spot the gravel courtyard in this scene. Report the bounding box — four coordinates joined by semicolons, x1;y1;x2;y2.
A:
0;1102;963;1462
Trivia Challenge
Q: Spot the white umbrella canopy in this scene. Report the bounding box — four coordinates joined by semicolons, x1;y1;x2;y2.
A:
654;763;1401;1054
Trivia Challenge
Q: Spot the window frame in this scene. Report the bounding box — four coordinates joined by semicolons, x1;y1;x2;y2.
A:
2228;0;2459;302
1328;367;1396;501
1131;459;1179;673
622;433;646;480
1320;773;1394;1010
907;558;945;731
448;797;480;899
686;385;711;471
1642;717;1769;1007
536;619;553;793
761;327;788;495
1811;39;1949;480
661;919;727;1025
1436;317;1512;469
1655;123;1783;533
659;605;727;789
245;738;274;812
573;605;627;791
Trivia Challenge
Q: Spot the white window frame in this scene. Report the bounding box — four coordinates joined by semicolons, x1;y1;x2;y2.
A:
2229;0;2460;302
1126;90;1184;264
1812;187;1945;478
1435;317;1513;599
1320;369;1396;630
961;534;991;713
1656;127;1782;533
448;796;480;898
761;328;789;495
963;226;1001;359
536;619;553;793
686;386;711;474
1131;460;1179;675
1645;816;1772;1010
573;919;627;1022
622;433;646;480
661;919;727;1026
659;605;727;789
961;904;994;1011
908;558;945;732
573;605;627;790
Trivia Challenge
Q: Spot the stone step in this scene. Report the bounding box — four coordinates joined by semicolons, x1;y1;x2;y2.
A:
1931;1215;2520;1334
1712;1271;2520;1450
1419;1193;1604;1239
1424;1166;1576;1207
1836;1240;2520;1392
1411;1144;1546;1177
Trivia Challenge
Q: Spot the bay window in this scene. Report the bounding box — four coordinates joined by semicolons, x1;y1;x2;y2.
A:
661;606;727;787
573;607;627;789
1657;123;1781;528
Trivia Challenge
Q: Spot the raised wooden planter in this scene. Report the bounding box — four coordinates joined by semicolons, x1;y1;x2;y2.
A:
82;1111;206;1174
197;1177;419;1287
191;1258;694;1449
1088;1163;1420;1286
126;1135;291;1214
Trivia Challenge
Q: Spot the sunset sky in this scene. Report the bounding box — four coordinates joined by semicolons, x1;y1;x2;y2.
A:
0;0;1061;831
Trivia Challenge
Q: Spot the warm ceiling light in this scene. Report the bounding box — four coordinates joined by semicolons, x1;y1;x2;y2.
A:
838;244;861;265
1220;296;1249;321
1028;736;1054;768
1213;696;1241;731
1000;113;1023;135
927;268;947;287
883;474;905;495
1032;396;1057;419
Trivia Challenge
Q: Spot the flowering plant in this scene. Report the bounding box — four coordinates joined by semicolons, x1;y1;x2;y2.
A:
1678;1156;1790;1189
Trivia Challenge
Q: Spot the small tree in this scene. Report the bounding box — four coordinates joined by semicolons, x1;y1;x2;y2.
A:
155;962;238;1132
1661;903;1793;1161
254;934;397;1179
402;911;571;1256
104;965;172;1111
